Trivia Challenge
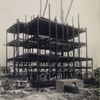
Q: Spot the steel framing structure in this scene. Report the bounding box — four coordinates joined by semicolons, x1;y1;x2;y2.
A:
6;15;93;86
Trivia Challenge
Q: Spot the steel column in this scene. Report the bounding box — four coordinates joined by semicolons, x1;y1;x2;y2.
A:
72;17;75;78
6;31;8;76
55;17;58;79
66;23;69;78
17;19;20;77
78;14;82;79
37;16;40;81
48;3;51;80
86;28;88;78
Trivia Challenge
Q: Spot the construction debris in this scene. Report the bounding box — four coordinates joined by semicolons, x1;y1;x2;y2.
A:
0;87;99;100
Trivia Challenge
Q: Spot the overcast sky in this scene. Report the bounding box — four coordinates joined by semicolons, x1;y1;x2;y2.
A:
0;0;100;67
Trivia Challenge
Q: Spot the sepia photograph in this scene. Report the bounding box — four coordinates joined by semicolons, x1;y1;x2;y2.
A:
0;0;100;100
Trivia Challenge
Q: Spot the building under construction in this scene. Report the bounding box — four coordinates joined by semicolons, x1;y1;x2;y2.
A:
6;1;93;87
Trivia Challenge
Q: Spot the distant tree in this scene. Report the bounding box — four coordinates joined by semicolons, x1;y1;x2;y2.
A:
94;67;100;87
94;67;100;79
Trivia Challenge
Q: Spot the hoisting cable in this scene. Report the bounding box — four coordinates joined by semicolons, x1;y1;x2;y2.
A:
43;0;49;17
64;0;74;24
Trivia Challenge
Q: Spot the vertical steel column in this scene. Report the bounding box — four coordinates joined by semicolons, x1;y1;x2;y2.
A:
24;15;27;79
13;24;16;79
55;17;58;79
45;46;46;79
66;23;69;78
32;35;34;53
27;21;30;81
72;17;75;78
25;15;27;53
86;28;88;78
24;15;30;81
17;19;20;77
61;23;64;79
37;16;40;81
31;16;34;54
48;3;51;80
30;17;33;79
6;31;8;76
13;33;16;79
78;14;82;78
22;33;25;79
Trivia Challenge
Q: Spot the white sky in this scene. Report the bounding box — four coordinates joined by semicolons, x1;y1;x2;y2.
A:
0;0;100;67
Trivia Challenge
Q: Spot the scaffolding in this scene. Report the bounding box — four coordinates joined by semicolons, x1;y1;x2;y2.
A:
6;16;93;87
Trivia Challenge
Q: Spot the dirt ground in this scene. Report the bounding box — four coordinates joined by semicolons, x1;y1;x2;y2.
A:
0;87;99;100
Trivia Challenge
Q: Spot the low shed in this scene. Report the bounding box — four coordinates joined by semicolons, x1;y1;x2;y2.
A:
56;79;83;92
